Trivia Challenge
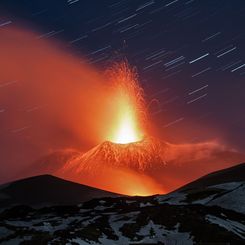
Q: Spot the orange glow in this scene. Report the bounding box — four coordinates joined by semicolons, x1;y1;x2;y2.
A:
106;63;146;144
57;164;165;196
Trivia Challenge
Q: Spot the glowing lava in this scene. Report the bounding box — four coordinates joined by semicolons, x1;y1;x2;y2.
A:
106;62;146;144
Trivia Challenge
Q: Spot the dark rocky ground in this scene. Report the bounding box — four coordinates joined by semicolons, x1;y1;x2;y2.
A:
0;195;244;244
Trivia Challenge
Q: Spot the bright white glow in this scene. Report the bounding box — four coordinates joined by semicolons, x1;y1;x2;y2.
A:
109;95;143;144
113;115;139;144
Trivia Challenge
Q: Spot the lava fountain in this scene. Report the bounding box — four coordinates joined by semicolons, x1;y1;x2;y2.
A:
106;62;146;144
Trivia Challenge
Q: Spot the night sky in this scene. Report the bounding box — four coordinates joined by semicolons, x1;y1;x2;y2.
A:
0;0;245;182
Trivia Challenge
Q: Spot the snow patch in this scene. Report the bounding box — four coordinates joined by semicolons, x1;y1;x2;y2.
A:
157;191;187;204
207;183;245;214
139;202;153;207
206;214;245;239
137;221;193;244
210;182;244;190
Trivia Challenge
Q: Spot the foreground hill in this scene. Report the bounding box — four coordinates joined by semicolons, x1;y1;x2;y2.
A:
178;162;245;190
158;162;245;214
0;163;244;244
0;175;119;208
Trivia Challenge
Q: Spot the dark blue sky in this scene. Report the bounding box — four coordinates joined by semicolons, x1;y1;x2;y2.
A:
0;0;245;150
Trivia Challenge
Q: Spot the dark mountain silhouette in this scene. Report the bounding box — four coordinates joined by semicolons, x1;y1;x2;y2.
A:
0;162;244;244
0;174;119;208
178;162;245;191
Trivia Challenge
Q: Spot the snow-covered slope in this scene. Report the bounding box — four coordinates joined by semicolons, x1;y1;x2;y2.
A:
0;195;244;244
158;163;245;214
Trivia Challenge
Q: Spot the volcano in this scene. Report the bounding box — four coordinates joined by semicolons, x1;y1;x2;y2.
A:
51;138;167;196
62;138;167;173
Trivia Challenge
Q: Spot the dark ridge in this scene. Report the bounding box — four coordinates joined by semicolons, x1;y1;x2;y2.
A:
177;162;245;192
0;174;119;208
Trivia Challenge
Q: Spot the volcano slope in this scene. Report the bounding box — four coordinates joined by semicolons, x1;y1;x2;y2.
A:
19;137;245;195
0;163;244;244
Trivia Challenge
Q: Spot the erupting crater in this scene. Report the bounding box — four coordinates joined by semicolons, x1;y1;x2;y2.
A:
64;137;167;173
57;62;167;195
